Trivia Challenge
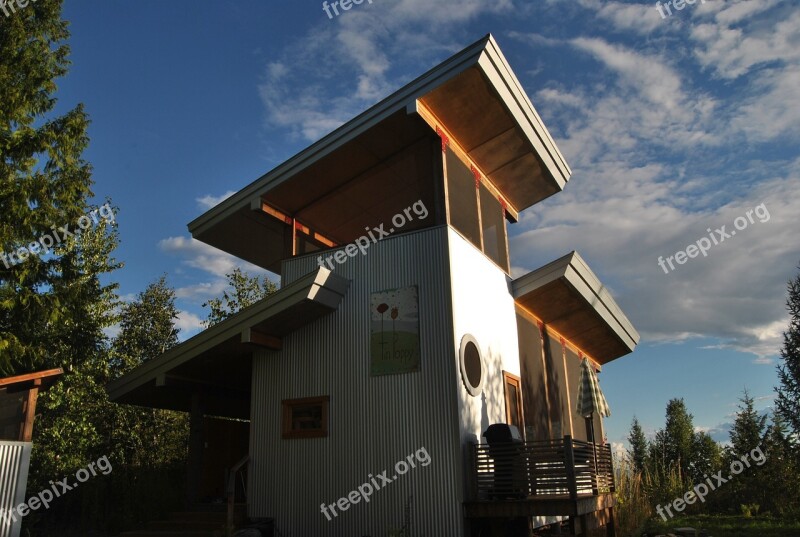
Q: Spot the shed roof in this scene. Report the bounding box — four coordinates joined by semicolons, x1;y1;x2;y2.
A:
106;267;349;419
512;252;639;364
189;34;570;274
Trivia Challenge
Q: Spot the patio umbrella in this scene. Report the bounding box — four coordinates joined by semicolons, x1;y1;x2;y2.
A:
576;357;611;420
576;357;610;490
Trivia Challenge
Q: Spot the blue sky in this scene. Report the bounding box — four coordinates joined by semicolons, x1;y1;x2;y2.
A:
53;0;799;450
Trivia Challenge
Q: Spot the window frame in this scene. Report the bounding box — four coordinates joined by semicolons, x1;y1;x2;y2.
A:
502;371;524;432
281;395;330;439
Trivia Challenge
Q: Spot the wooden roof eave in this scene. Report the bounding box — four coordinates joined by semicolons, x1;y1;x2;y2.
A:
512;252;640;364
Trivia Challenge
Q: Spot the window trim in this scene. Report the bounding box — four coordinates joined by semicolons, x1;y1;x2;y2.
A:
502;371;524;431
281;395;330;439
459;334;485;397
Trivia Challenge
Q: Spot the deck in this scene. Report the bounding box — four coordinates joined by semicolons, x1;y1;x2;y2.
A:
464;435;616;535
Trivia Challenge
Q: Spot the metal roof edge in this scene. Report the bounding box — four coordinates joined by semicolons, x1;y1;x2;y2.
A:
106;267;349;401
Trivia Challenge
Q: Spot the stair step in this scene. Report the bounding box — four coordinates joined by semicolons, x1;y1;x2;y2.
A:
147;520;225;531
119;530;225;537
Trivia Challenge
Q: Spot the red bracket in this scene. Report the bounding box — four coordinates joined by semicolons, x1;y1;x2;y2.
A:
500;197;507;212
470;165;481;189
559;337;566;347
435;126;449;152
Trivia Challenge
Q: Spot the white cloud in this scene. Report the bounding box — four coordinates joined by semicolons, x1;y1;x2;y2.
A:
196;190;236;210
258;0;518;142
176;310;205;338
158;236;270;279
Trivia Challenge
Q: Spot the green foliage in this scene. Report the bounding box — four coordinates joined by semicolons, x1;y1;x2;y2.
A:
0;0;97;375
202;267;278;326
776;264;800;438
627;416;648;473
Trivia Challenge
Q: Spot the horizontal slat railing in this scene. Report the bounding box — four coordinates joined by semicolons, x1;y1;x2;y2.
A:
471;436;615;501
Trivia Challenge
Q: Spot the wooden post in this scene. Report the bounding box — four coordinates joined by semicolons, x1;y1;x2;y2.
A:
19;380;41;442
564;435;577;501
186;392;205;508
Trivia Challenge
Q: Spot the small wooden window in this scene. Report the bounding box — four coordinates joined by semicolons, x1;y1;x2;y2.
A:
281;396;330;439
503;372;524;432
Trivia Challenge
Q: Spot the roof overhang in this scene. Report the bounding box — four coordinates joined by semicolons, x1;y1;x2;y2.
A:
107;267;349;419
512;252;639;364
188;34;570;274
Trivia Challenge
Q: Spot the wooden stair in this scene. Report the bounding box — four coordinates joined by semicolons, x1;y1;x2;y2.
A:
117;504;246;537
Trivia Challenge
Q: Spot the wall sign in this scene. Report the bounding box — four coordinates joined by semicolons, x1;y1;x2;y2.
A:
370;286;420;376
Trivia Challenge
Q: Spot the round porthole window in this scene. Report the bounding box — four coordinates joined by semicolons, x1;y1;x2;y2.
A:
459;334;485;397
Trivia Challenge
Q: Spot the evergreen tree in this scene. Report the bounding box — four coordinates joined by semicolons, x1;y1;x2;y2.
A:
202;267;278;326
0;0;98;374
776;264;800;437
729;390;767;456
627;416;648;473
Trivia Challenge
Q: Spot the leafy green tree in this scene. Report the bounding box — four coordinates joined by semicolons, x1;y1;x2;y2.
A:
627;417;648;473
776;264;800;437
689;431;722;483
108;276;188;468
0;0;98;374
202;267;278;326
663;398;695;480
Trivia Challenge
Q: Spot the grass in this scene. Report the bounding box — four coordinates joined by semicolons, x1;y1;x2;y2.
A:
642;514;800;537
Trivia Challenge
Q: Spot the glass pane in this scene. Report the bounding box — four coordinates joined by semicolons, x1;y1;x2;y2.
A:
445;149;481;248
291;404;322;431
507;382;521;429
479;183;509;271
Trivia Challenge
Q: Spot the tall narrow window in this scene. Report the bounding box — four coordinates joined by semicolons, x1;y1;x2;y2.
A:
479;182;509;271
445;149;481;248
503;372;524;432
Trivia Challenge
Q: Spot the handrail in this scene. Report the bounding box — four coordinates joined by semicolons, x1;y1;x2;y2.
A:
226;455;250;537
470;436;614;501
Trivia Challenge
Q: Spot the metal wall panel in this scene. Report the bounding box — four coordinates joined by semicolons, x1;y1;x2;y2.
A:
0;441;31;537
251;226;464;536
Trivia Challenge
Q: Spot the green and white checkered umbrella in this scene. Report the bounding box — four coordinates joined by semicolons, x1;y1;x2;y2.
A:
577;358;611;418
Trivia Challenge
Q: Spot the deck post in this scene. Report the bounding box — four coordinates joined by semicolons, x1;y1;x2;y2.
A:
466;440;478;501
564;435;577;501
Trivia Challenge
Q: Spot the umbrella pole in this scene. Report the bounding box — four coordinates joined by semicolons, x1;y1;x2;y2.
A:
590;417;600;494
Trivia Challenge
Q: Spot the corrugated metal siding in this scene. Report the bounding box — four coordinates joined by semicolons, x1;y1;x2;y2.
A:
251;226;464;536
0;441;31;537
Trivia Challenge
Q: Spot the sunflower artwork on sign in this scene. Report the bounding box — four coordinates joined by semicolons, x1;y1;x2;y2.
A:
370;286;420;376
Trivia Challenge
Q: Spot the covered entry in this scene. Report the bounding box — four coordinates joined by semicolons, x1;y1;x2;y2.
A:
107;267;349;506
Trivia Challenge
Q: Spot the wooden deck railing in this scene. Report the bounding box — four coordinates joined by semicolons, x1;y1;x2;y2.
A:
468;435;615;501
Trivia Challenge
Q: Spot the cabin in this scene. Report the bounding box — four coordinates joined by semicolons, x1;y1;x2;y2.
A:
108;34;639;537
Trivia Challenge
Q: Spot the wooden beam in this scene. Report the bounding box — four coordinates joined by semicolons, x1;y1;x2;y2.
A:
0;367;63;389
241;327;282;350
415;100;520;222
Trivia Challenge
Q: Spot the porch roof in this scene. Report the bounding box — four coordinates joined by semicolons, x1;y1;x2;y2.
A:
512;252;639;364
188;34;570;274
106;267;349;419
